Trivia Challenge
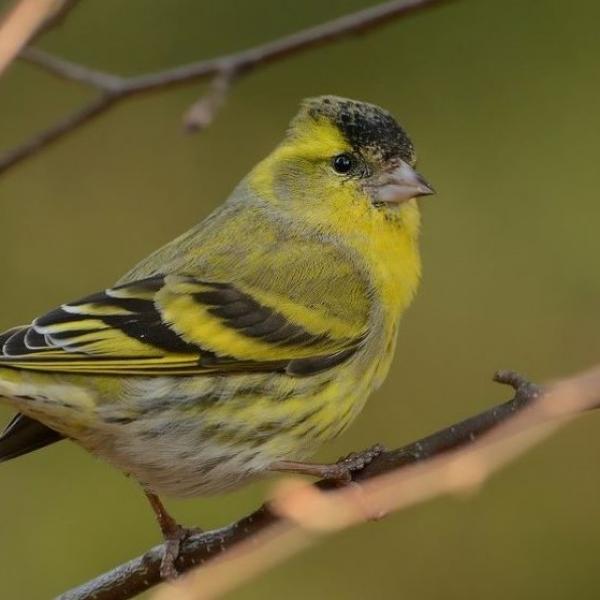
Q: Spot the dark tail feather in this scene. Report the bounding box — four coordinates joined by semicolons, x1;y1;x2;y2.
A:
0;414;64;463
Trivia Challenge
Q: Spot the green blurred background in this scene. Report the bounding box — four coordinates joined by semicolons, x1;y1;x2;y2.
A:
1;0;600;598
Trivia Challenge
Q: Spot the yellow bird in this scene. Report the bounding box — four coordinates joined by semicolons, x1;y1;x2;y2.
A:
0;96;433;577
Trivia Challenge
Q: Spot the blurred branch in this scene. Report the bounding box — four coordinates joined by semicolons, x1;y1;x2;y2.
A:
20;46;124;89
0;0;77;74
59;371;600;600
182;70;237;133
0;0;454;176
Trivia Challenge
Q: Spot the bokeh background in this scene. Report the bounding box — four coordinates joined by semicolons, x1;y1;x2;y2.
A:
1;0;600;598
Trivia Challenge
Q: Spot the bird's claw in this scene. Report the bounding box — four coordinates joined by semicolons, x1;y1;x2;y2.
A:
160;525;203;580
325;443;386;484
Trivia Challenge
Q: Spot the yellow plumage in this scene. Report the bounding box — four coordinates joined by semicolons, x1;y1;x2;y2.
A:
0;95;432;574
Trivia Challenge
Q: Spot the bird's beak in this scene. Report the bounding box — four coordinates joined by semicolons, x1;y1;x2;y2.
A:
374;160;435;205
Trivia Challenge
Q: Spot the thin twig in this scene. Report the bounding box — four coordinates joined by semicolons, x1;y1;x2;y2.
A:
20;47;124;90
182;69;237;133
57;370;541;600
2;0;454;176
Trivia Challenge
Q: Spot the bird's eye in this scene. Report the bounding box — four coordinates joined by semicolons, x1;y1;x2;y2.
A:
332;153;355;174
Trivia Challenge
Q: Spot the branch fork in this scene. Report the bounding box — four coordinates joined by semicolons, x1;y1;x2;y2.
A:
0;0;454;176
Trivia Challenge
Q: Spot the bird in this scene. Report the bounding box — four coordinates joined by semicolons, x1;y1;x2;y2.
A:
0;95;433;578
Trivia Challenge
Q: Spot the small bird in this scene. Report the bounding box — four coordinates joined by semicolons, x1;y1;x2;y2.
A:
0;96;433;577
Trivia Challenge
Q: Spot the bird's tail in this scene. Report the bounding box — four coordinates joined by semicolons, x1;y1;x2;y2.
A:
0;413;64;463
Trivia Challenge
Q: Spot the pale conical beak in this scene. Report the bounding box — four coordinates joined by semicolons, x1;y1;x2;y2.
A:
374;160;435;205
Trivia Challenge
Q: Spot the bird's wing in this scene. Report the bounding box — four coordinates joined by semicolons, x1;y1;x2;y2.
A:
0;274;367;377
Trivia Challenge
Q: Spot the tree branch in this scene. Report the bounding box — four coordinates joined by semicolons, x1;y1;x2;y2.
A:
57;370;544;600
182;70;237;133
2;0;454;176
175;366;600;600
20;46;124;90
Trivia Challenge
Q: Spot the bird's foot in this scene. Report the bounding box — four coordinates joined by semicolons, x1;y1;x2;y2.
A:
270;443;385;484
143;490;203;580
160;524;203;580
330;443;386;483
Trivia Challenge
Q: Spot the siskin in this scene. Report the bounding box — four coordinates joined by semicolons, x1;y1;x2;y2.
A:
0;96;433;577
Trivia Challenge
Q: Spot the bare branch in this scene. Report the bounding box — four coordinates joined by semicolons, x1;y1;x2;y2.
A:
154;367;600;600
182;70;237;133
120;0;452;94
57;370;546;600
20;47;124;90
1;0;454;176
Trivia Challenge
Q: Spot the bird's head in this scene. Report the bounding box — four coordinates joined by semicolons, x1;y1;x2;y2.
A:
248;95;433;232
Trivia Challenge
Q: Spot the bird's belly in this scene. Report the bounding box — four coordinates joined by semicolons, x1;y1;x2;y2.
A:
75;370;375;498
85;426;274;497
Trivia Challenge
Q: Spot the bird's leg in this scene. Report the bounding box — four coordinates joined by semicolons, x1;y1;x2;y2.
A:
144;491;202;580
270;443;385;484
